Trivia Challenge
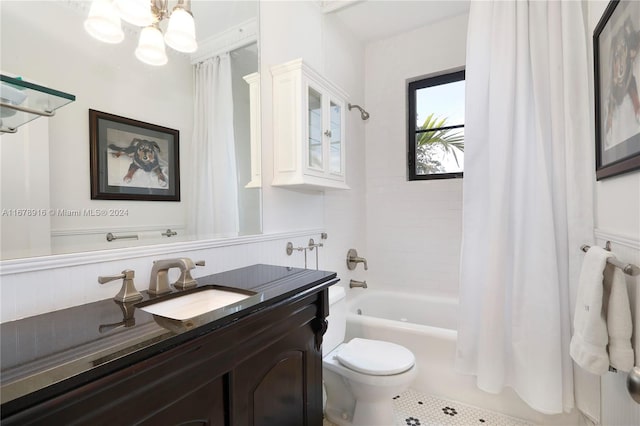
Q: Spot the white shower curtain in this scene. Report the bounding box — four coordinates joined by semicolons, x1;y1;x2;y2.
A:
190;54;239;239
456;1;594;414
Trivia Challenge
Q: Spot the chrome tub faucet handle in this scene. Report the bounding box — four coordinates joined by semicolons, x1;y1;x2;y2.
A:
346;249;368;271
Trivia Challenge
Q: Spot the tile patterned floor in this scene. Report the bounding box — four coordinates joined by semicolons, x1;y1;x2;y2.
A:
324;388;532;426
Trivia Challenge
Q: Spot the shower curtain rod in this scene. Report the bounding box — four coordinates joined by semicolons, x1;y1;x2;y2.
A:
580;243;638;276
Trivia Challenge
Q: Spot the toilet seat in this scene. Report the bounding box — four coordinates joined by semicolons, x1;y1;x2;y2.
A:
335;338;415;376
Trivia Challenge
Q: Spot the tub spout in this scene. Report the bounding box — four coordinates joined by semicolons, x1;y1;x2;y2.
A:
350;279;367;289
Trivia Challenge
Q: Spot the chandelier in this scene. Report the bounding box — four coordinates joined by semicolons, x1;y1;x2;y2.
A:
84;0;198;66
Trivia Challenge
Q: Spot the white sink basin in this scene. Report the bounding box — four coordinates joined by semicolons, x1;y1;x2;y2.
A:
140;288;252;320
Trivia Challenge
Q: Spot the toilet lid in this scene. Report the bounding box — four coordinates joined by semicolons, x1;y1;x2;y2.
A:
335;338;415;376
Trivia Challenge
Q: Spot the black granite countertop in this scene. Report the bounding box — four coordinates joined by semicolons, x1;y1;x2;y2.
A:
0;264;337;415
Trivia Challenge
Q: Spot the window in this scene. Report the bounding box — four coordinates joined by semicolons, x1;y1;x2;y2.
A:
408;70;465;180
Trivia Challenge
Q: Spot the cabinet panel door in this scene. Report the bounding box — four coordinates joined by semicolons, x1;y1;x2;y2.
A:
138;376;225;426
308;85;324;171
253;350;305;425
328;98;343;175
2;334;227;426
231;326;322;426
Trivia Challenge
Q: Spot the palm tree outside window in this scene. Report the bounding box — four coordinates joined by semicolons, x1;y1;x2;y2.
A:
408;70;465;180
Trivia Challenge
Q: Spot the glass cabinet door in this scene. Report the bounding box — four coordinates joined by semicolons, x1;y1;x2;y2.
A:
308;87;323;170
329;99;342;174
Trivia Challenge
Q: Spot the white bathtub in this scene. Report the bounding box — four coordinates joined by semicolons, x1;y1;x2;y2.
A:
345;290;577;425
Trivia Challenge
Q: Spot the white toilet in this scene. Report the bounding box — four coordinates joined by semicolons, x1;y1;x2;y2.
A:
323;286;417;426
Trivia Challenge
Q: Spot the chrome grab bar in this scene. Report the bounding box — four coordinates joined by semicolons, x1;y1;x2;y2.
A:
106;232;138;242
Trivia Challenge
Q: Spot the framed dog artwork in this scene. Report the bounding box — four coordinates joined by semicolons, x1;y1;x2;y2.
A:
594;0;640;180
89;109;180;201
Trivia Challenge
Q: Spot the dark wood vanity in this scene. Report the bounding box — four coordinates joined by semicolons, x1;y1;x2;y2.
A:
0;264;337;425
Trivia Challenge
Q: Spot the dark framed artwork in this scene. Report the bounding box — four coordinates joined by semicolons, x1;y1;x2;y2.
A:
594;0;640;180
89;109;180;201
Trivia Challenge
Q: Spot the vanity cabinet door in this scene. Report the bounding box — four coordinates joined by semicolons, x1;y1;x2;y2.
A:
1;332;227;426
229;289;327;426
137;375;225;426
230;324;323;426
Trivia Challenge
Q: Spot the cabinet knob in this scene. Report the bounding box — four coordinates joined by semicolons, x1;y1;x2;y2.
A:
324;130;332;137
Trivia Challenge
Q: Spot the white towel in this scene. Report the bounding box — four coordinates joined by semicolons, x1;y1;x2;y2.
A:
570;246;611;375
603;266;634;372
570;246;635;375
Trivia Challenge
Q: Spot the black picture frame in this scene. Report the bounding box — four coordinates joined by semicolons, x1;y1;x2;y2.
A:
89;109;180;201
594;0;640;180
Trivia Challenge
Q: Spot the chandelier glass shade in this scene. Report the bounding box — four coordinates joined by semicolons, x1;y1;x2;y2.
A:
84;0;124;44
135;25;168;66
114;0;153;27
164;7;197;53
84;0;197;66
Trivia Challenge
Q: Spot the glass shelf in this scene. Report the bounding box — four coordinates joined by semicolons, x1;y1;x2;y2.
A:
0;74;75;134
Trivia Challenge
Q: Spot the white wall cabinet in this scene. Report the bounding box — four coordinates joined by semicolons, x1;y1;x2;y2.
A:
271;59;349;190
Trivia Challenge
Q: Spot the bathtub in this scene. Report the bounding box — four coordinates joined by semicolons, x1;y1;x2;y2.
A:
345;290;576;425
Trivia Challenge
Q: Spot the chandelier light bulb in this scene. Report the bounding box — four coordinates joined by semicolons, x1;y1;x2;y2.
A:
84;0;124;44
135;25;169;66
164;7;198;53
85;0;199;66
114;0;154;27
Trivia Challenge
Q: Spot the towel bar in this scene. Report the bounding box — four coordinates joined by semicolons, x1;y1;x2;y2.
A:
106;232;139;242
580;243;638;276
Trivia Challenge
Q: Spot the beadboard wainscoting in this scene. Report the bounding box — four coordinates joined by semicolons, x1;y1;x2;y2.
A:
0;230;328;323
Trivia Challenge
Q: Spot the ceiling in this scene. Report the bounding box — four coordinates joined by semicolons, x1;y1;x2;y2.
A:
328;0;471;43
190;0;258;41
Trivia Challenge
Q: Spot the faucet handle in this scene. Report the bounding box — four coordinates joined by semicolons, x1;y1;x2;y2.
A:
173;260;204;290
346;249;368;271
98;270;132;284
98;269;143;303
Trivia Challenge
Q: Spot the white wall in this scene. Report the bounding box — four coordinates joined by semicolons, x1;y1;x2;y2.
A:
0;120;51;259
588;2;640;425
259;1;367;282
259;1;325;236
363;13;468;296
320;7;367;286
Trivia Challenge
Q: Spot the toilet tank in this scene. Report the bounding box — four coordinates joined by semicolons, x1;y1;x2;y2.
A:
324;285;347;354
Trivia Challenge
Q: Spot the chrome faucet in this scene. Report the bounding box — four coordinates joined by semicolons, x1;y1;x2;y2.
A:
346;248;368;271
148;258;205;296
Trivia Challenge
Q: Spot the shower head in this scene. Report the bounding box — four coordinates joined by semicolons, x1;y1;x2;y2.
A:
348;103;370;121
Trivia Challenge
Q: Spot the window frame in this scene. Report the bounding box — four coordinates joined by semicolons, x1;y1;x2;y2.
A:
407;69;465;181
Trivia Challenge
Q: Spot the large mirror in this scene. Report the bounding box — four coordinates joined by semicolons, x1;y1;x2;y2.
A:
0;0;261;260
